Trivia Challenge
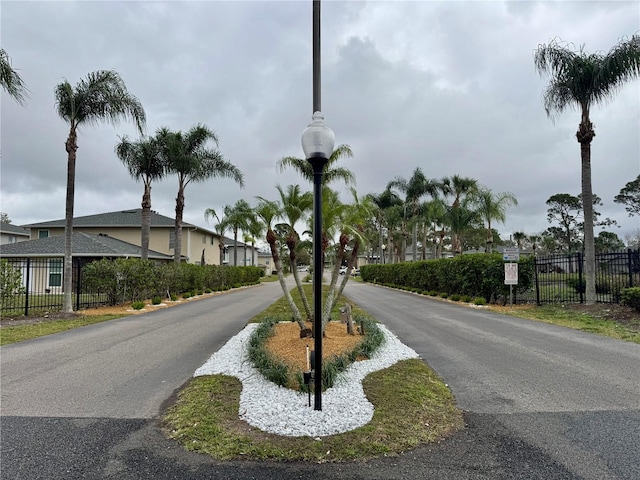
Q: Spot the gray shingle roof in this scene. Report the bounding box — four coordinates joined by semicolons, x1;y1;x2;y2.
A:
0;232;173;260
22;209;195;229
0;223;30;236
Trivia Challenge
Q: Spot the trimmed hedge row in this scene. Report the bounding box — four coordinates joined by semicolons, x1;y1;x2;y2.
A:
360;254;534;304
81;258;262;306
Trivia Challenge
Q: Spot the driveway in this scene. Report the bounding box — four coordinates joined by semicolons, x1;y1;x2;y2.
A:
1;280;638;479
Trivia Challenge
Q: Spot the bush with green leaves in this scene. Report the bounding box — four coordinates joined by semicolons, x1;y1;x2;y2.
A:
132;301;145;310
361;254;535;304
0;259;25;307
621;287;640;313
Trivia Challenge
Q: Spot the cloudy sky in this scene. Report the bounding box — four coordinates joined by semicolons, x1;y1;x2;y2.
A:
2;0;639;245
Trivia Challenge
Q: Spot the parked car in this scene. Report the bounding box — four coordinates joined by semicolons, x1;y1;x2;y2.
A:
339;266;348;275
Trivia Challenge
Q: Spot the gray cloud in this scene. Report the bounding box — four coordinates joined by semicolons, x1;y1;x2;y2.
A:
1;0;638;243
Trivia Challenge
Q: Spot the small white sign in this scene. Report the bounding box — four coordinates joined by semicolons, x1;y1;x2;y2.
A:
504;263;518;285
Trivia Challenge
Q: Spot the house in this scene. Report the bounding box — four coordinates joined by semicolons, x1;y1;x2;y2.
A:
0;232;173;294
21;208;248;266
0;223;30;245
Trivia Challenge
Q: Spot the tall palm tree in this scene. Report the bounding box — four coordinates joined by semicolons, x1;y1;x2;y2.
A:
55;70;146;312
204;208;228;265
115;135;165;260
255;197;305;329
387;168;438;261
0;48;28;105
157;124;244;263
367;189;403;263
276;184;313;319
512;231;528;249
440;175;479;255
277;144;355;186
221;199;253;266
476;189;518;253
534;34;640;303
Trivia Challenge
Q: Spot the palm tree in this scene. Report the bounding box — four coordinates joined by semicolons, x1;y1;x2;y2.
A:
512;231;528;249
276;184;313;319
0;48;28;105
255;197;305;329
115;135;165;260
55;70;146;313
476;189;518;253
367;188;403;263
277;144;355;186
534;34;640;303
221;199;253;266
387;168;438;261
440;175;479;255
204;208;228;265
157;124;244;263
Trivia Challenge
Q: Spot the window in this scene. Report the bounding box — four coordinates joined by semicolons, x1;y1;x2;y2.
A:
49;259;63;287
169;229;175;249
38;230;49;238
8;234;16;243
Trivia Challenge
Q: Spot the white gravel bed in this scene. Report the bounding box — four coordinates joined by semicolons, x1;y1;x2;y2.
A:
194;323;419;437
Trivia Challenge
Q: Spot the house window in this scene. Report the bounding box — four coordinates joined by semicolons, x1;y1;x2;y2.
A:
8;234;16;243
169;229;175;249
49;259;63;287
38;230;49;238
202;234;206;244
211;236;215;245
223;246;229;264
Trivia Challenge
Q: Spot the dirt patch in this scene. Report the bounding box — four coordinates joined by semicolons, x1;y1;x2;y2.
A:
265;321;364;373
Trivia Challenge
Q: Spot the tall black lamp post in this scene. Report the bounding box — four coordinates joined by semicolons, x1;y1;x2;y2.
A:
301;113;334;411
301;0;334;412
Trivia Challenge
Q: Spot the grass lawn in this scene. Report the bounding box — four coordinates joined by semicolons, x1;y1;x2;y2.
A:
0;314;126;346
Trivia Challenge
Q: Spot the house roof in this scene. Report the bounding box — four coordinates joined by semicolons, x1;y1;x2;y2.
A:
0;223;30;236
22;208;214;234
0;232;174;260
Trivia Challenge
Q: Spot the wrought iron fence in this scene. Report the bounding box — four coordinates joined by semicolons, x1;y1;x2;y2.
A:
532;249;639;304
1;257;109;317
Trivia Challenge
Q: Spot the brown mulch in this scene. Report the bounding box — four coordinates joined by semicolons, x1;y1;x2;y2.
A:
265;321;364;373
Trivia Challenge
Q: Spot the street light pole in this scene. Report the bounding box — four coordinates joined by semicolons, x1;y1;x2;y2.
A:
313;0;321;113
302;0;334;411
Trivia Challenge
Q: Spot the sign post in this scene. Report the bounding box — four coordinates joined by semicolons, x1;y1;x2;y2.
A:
503;248;519;305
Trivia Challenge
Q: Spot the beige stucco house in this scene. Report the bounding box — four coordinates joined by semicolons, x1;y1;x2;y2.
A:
22;209;232;265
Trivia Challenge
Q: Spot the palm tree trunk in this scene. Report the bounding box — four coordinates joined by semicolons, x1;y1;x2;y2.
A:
174;186;184;263
233;229;238;266
578;118;596;304
267;229;304;328
63;128;78;313
141;184;151;261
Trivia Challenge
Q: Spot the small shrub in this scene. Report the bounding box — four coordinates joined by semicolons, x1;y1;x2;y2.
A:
439;292;449;299
621;287;640;313
132;301;145;310
182;292;193;299
170;294;178;302
151;296;162;305
204;288;212;294
461;295;472;303
449;294;461;302
429;290;439;296
472;297;487;305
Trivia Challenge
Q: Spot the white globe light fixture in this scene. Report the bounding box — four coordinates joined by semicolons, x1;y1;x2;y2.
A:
301;111;335;161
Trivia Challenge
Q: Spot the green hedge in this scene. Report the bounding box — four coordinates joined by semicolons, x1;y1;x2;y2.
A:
360;254;534;303
82;259;262;306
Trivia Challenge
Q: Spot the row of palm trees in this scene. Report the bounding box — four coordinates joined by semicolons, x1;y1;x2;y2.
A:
4;32;639;309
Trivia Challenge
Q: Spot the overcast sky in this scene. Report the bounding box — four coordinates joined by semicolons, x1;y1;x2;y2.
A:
1;1;639;245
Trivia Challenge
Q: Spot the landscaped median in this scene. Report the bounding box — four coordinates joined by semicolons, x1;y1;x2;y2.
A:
162;285;464;462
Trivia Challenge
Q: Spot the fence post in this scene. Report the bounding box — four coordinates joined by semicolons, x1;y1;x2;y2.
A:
534;255;541;306
75;259;81;311
24;258;31;316
578;252;584;304
628;249;634;288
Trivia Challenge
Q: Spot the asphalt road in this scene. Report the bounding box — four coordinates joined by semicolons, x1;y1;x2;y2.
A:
1;280;639;479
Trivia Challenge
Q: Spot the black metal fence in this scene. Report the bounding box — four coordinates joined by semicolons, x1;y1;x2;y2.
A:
532;249;639;304
0;257;109;317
